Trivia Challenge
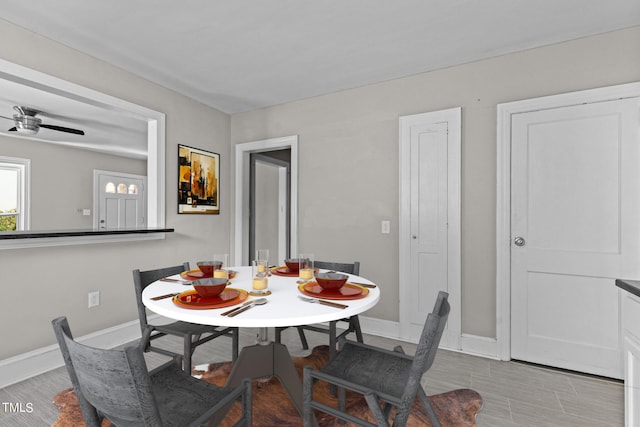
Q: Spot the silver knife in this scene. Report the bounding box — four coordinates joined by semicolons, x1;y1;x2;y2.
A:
150;292;180;301
349;281;377;288
299;296;348;309
220;300;254;316
159;278;193;285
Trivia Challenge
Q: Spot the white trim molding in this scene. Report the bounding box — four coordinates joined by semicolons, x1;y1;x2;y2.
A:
234;135;298;266
0;317;145;389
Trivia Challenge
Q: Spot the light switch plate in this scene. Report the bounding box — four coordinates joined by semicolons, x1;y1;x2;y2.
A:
88;291;100;308
381;220;391;234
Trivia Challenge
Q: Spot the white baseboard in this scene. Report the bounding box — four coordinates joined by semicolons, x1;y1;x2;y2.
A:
1;315;500;389
359;315;400;339
460;333;500;359
361;316;500;360
0;317;145;389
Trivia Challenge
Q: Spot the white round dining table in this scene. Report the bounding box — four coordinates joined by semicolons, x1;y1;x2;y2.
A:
142;265;379;328
142;265;380;423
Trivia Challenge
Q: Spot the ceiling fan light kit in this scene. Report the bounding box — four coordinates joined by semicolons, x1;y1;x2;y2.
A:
2;105;85;136
12;112;41;134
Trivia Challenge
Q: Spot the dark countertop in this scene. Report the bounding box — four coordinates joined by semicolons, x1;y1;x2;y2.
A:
0;227;174;240
616;279;640;298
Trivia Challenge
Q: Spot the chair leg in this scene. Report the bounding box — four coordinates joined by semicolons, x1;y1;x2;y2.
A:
302;366;314;427
338;385;346;425
275;327;283;344
184;337;193;372
329;321;337;360
418;388;442;427
232;328;239;362
364;392;390;427
297;327;310;350
351;315;364;343
242;378;253;426
140;327;153;352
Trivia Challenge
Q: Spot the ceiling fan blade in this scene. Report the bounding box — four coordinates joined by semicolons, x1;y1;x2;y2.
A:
40;124;85;135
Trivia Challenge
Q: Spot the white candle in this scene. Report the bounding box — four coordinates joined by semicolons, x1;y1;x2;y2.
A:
299;268;314;280
214;269;229;279
252;277;268;290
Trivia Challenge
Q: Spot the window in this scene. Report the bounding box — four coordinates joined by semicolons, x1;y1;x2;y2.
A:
0;157;30;231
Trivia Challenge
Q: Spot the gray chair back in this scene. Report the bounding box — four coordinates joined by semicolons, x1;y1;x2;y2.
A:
132;262;189;334
396;291;450;426
52;316;162;426
314;260;360;275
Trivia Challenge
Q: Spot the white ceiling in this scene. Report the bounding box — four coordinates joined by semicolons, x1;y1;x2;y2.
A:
0;0;639;153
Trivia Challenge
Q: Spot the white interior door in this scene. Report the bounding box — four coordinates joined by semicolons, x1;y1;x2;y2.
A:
510;98;640;379
399;108;461;349
94;170;146;229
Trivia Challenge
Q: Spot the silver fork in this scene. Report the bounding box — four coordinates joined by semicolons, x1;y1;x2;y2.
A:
298;296;348;309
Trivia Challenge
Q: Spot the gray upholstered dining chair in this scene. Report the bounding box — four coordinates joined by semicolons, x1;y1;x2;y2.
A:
133;263;239;371
302;291;450;427
275;260;363;360
52;316;251;427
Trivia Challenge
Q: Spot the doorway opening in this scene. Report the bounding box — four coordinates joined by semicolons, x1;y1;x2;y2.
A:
234;135;298;266
250;150;290;265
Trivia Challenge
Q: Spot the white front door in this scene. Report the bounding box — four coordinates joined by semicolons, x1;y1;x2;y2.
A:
94;170;146;229
510;97;640;379
399;108;461;349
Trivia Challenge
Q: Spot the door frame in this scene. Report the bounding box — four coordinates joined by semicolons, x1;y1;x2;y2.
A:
235;135;298;266
399;107;461;350
496;82;640;361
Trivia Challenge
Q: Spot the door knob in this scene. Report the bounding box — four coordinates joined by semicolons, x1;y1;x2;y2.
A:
514;236;526;247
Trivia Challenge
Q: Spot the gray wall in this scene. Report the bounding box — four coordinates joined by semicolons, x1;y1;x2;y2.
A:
231;26;640;337
0;19;232;360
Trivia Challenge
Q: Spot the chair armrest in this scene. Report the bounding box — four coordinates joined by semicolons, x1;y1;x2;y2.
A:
340;340;414;362
306;366;401;405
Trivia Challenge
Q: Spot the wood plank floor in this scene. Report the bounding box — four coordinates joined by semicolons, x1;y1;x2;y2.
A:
0;327;624;426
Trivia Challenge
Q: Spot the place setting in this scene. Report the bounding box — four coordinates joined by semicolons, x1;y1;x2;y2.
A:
297;271;370;300
156;254;249;310
271;255;319;277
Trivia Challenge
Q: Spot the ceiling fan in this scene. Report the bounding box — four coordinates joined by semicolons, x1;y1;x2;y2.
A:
0;106;85;136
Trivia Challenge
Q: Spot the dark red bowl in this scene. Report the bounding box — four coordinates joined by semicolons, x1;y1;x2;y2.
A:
193;277;228;298
315;272;348;291
284;258;307;272
197;261;223;277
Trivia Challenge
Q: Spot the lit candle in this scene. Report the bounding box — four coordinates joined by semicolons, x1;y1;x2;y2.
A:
214;269;229;279
299;268;314;280
252;277;268;290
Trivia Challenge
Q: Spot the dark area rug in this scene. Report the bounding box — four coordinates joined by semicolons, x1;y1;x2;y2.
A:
53;345;482;426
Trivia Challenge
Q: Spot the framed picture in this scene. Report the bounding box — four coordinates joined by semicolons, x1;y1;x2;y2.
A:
178;144;220;214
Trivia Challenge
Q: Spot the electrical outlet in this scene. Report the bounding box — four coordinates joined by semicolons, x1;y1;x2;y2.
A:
82;209;91;216
381;220;391;234
88;291;100;308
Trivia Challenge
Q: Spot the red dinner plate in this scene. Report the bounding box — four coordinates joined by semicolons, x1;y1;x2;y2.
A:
271;266;319;277
181;269;237;280
271;266;298;276
173;288;247;309
181;269;209;279
298;282;369;300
